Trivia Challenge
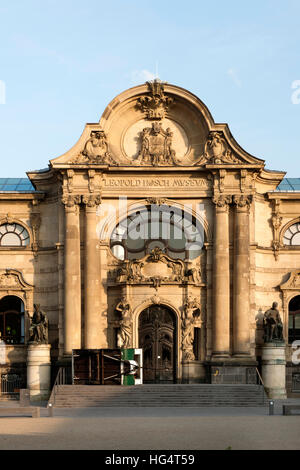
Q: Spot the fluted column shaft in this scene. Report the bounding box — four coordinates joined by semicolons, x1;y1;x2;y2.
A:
83;195;102;348
62;195;81;355
233;195;251;355
212;195;231;358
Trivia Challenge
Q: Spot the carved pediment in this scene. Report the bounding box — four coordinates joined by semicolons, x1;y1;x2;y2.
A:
280;270;300;290
0;269;33;290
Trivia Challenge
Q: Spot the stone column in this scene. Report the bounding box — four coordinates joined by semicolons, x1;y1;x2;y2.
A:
82;194;102;349
27;344;51;400
232;195;251;356
62;194;82;355
212;195;231;358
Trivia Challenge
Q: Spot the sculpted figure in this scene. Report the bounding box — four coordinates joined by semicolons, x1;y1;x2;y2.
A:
181;297;201;361
263;302;284;342
116;297;132;348
80;130;118;165
139;128;151;165
29;304;48;344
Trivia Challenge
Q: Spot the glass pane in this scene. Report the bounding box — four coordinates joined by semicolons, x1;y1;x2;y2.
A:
295;314;300;328
289;314;294;329
6;224;15;232
111;245;124;260
1;232;21;246
22;237;30;246
128;250;145;260
291;232;300;245
126;235;145;251
290;224;298;234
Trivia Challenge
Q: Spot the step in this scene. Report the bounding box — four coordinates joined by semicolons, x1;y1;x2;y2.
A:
50;384;266;408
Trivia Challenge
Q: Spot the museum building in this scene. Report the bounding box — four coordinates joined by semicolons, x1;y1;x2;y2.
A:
0;81;299;396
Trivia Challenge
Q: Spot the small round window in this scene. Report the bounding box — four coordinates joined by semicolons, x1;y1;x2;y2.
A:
0;224;30;247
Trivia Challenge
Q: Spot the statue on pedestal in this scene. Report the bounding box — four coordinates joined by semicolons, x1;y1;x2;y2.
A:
263;302;284;342
29;304;49;344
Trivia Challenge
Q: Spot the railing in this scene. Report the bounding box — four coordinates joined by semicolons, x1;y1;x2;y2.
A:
1;373;25;398
255;367;267;404
47;367;71;408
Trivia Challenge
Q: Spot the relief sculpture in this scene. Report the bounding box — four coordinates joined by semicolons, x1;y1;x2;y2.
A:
197;131;241;165
72;130;118;165
137;122;178;166
136;79;174;120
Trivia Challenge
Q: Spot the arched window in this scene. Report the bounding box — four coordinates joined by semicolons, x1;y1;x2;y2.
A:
0;296;25;344
0;223;30;247
288;295;300;343
110;205;204;261
283;222;300;246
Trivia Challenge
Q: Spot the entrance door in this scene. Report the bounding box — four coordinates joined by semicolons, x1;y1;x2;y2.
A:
139;305;176;383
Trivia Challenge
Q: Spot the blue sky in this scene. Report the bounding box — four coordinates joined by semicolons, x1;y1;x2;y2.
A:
0;0;299;177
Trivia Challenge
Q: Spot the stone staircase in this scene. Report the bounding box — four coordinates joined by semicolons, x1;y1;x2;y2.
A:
50;384;267;408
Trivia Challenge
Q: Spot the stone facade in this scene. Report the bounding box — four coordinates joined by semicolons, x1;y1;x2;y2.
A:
0;81;299;394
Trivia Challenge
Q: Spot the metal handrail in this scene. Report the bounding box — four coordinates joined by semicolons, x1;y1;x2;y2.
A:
47;367;70;408
255;367;267;404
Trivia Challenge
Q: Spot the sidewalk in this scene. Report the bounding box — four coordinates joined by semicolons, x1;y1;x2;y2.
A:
0;400;299;450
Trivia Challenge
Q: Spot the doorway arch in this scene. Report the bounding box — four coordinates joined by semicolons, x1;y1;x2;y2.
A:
0;295;25;344
288;295;300;343
138;304;177;383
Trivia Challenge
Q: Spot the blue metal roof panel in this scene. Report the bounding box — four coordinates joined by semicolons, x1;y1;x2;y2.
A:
276;178;300;191
0;178;35;191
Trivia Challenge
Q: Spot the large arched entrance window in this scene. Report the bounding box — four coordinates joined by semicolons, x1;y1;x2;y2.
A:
288;295;300;343
139;305;177;384
0;296;25;344
110;205;204;261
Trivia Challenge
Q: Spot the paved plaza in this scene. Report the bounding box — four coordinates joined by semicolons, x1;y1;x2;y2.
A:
0;403;299;450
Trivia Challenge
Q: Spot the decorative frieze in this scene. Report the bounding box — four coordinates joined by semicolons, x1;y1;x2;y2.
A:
109;248;202;287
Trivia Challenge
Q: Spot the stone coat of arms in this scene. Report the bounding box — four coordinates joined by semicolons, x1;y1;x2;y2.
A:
137;122;177;166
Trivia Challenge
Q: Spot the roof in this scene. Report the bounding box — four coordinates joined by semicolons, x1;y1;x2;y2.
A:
275;178;300;192
0;178;36;192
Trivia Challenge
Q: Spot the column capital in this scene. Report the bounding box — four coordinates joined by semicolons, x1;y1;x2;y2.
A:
61;194;81;210
82;194;102;209
212;194;232;211
233;194;252;211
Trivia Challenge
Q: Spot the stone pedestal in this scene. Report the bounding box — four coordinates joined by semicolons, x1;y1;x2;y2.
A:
182;362;207;383
27;344;51;401
262;342;287;399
